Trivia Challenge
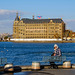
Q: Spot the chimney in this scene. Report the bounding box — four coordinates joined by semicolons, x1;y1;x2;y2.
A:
32;15;34;19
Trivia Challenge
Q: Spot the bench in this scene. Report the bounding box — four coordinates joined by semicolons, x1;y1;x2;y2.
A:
0;58;7;65
42;56;66;62
40;56;66;68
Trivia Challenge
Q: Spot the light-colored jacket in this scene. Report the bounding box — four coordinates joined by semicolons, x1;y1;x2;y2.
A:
54;48;61;56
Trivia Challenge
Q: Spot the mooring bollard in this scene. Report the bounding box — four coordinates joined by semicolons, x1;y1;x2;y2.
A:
4;63;14;72
32;62;40;70
63;61;71;69
72;64;75;69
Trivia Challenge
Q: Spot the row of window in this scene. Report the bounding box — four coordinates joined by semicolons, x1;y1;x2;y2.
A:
18;37;47;38
13;35;61;38
14;24;47;26
14;32;61;37
18;36;60;38
18;33;47;35
49;26;61;28
14;27;61;30
14;31;47;33
14;30;61;33
26;27;47;29
14;23;61;26
25;24;47;26
14;31;62;35
48;31;61;33
25;31;47;33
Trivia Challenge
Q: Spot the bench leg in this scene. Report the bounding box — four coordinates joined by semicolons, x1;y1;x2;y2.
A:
50;62;58;69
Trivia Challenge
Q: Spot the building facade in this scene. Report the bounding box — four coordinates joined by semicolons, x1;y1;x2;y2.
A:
13;13;65;40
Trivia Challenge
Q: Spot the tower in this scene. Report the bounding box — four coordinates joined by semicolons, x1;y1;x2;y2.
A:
15;12;20;21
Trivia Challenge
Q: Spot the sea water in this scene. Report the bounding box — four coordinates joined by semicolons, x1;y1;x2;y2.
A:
0;42;75;65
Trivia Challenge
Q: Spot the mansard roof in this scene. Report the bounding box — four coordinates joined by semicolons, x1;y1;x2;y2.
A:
21;18;63;23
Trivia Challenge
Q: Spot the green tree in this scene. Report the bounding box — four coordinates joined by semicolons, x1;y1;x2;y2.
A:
4;36;8;39
54;33;61;39
69;30;72;39
65;30;69;40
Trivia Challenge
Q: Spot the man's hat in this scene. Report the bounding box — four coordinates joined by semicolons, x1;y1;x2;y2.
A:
54;44;58;48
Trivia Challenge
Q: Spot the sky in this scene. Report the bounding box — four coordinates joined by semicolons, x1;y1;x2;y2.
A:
0;0;75;34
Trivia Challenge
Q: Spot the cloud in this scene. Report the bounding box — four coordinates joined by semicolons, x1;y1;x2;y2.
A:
0;9;25;20
0;10;15;20
0;10;17;34
0;9;33;34
0;9;32;20
0;20;13;34
64;19;75;22
0;10;16;15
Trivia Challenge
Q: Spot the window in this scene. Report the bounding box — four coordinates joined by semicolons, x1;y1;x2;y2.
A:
50;27;54;29
55;31;57;33
49;36;50;38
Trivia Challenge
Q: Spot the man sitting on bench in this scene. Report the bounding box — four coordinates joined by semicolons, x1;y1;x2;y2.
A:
50;44;61;68
53;44;61;56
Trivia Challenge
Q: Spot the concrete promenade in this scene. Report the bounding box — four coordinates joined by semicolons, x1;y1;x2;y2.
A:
1;69;74;75
0;68;75;75
29;69;75;75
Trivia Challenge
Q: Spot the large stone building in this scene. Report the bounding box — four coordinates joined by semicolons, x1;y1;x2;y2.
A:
13;13;65;41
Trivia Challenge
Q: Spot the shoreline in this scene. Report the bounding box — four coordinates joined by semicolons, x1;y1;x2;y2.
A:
10;40;75;43
0;40;75;43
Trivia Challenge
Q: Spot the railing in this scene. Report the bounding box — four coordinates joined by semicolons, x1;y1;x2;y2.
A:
0;56;66;66
0;58;7;65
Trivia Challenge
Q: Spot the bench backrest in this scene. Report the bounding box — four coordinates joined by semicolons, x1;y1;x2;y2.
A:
43;56;66;62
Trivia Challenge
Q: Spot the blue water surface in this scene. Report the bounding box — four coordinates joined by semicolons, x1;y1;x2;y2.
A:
0;42;75;65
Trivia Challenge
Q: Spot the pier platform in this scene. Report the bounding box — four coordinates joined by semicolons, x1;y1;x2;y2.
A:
0;65;75;75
